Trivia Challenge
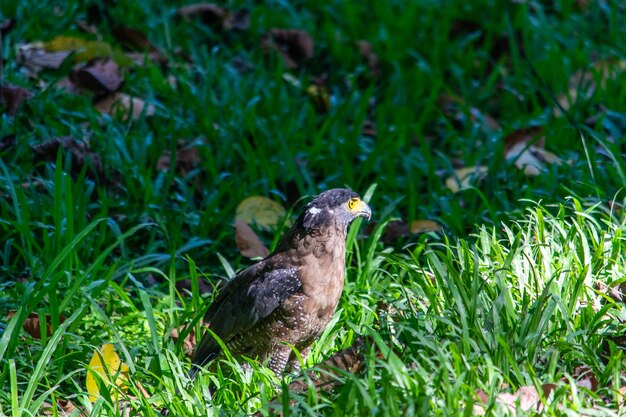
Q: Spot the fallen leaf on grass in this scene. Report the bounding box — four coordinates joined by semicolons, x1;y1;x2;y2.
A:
619;386;626;410
223;9;250;31
32;137;103;180
410;220;441;233
504;127;562;177
86;343;130;402
235;219;270;258
112;25;156;52
235;196;287;230
69;59;123;93
41;399;85;417
112;25;167;64
445;165;488;193
156;145;200;176
282;73;331;112
170;326;198;358
595;280;625;303
95;92;155;120
262;29;314;69
7;311;66;339
571;365;598;391
75;20;99;36
17;36;131;73
474;384;556;415
178;3;249;31
1;84;32;115
17;42;72;72
306;82;331;113
555;60;626;116
45;36;131;66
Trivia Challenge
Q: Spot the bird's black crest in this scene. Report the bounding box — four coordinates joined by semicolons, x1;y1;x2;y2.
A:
300;189;360;230
308;189;359;209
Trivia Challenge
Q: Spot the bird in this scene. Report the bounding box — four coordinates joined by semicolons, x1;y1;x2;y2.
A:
190;188;372;377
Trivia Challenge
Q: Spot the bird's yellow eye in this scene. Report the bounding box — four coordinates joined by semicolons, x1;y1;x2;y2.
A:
348;198;359;210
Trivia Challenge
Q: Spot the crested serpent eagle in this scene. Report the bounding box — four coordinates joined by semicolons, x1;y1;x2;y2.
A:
191;188;371;377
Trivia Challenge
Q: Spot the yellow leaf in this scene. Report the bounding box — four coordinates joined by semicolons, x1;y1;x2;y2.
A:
306;84;330;113
44;36;132;66
235;196;286;229
86;344;129;402
445;166;488;193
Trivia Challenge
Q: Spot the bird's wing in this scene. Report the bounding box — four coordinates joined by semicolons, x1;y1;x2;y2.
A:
191;262;302;369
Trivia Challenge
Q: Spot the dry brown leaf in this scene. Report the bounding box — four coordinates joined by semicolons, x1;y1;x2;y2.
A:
235;219;270;258
410;220;441;234
571;365;598;391
235;196;287;229
70;59;123;93
18;36;132;69
94;92;155;120
504;127;562;177
223;9;250;31
445;166;488;193
474;384;556;415
179;3;227;24
32;137;103;180
179;3;249;31
556;60;626;116
111;26;167;64
112;26;157;51
595;280;625;303
41;399;85;417
618;386;626;410
17;42;72;72
7;311;66;339
156;145;200;176
262;29;314;69
357;40;380;78
75;20;99;35
1;84;32;115
170;325;198;358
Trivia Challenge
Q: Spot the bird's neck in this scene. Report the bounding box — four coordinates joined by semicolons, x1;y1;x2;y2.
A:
276;225;348;260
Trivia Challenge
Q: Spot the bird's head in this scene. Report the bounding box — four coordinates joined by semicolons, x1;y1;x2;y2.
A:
300;188;372;231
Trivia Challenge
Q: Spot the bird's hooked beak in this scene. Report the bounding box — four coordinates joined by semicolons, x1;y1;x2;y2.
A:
350;199;372;221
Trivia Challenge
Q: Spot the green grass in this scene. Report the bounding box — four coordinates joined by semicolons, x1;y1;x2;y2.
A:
2;0;626;415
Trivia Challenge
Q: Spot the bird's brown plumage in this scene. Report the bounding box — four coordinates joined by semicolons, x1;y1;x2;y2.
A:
191;189;371;376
